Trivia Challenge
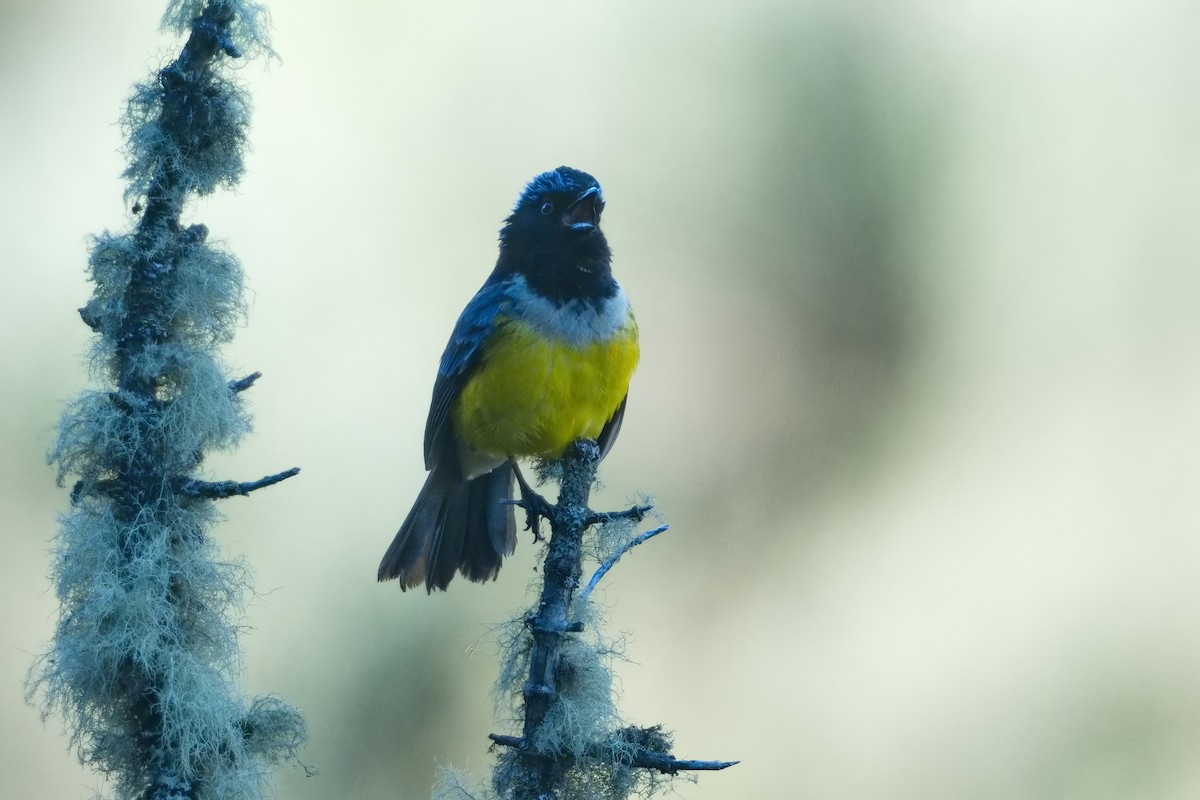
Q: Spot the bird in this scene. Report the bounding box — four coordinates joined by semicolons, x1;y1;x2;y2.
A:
378;166;639;592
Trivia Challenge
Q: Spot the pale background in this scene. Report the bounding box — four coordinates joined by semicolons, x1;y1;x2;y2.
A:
3;1;1199;798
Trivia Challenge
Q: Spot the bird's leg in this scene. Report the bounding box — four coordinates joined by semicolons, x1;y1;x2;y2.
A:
509;459;554;542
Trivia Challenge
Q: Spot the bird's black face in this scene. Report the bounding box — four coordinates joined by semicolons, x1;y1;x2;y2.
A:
495;167;615;303
539;184;605;233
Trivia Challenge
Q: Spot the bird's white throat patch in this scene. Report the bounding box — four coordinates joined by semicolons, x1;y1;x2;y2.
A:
508;275;629;347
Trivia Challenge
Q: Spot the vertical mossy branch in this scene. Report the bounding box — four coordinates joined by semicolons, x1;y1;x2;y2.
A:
29;3;305;799
473;440;736;800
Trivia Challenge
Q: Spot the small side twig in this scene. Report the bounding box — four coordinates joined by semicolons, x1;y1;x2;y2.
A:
580;524;669;602
585;503;653;527
488;733;738;776
228;371;262;393
180;467;300;498
623;751;740;775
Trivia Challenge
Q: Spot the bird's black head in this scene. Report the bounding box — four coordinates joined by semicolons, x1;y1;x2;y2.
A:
494;166;615;303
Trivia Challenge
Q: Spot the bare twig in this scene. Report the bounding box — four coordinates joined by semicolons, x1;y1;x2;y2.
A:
585;503;653;527
580;524;669;602
180;467;301;498
489;733;738;775
228;371;262;393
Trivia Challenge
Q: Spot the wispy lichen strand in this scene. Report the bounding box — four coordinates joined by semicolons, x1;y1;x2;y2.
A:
29;3;303;799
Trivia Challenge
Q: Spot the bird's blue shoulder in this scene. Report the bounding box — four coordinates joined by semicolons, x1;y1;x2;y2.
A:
424;276;516;469
437;277;516;377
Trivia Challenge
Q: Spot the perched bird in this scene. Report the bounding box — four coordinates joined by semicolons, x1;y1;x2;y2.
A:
378;167;639;591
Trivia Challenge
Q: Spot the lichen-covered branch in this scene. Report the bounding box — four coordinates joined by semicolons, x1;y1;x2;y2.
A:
27;3;305;799
477;440;735;800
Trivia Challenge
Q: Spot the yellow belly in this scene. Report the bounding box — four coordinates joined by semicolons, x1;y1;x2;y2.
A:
452;313;639;459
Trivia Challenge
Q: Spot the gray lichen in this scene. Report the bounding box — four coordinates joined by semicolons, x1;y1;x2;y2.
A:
28;3;304;798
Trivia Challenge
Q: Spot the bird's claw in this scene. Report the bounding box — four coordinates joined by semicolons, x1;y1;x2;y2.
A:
514;492;554;542
510;460;554;542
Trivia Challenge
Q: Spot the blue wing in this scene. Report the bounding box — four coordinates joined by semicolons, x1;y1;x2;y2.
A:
423;277;515;470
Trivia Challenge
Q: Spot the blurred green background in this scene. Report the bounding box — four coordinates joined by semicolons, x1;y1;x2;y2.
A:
4;1;1199;798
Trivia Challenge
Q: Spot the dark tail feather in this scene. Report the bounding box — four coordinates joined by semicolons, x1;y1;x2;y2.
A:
377;464;457;589
461;461;517;582
378;461;517;591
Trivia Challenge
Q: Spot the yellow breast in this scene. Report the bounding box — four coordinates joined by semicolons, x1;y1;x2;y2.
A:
452;311;639;459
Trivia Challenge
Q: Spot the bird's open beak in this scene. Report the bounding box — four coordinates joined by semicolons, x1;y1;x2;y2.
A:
562;186;603;231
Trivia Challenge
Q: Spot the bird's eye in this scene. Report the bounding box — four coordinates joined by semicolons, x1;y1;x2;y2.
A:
540;202;554;216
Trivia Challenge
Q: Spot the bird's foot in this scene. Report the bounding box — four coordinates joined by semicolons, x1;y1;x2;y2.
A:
509;460;554;542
